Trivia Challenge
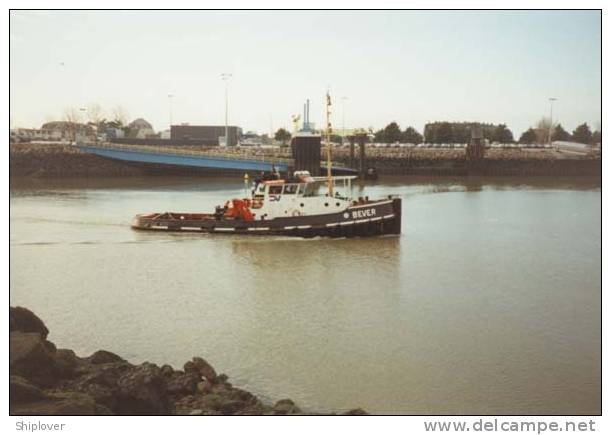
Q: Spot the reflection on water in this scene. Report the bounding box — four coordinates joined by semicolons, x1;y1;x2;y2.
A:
9;176;601;414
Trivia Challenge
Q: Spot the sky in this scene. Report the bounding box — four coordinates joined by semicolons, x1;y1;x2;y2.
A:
9;10;601;137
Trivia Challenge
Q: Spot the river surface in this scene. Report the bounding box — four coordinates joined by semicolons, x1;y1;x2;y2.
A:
10;176;601;415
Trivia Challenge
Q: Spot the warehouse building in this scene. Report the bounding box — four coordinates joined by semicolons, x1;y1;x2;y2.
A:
170;125;242;146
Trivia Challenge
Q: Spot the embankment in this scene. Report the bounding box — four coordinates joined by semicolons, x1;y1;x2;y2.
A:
10;142;601;178
331;148;601;176
10;142;146;177
10;306;366;415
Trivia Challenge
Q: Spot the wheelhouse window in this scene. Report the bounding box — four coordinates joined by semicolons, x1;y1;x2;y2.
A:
268;185;283;195
302;183;320;197
283;184;299;194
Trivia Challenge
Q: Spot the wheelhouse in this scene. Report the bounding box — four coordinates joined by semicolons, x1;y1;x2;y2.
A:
254;175;355;201
249;172;357;219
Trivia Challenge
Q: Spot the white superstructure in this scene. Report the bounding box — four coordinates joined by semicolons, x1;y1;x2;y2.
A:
249;172;356;221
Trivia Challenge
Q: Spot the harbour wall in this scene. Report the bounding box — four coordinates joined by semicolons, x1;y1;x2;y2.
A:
333;155;602;177
10;142;601;178
9;143;246;178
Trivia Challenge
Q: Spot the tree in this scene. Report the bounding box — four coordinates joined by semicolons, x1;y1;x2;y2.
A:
87;103;105;125
435;122;453;144
329;134;343;144
535;118;552;144
519;128;538;145
551;124;571;142
572;123;593;144
373;129;385;143
402;126;423;144
492;124;514;143
111;106;128;127
382;122;403;143
63;107;81;142
592;130;601;145
453;124;472;143
274;128;291;145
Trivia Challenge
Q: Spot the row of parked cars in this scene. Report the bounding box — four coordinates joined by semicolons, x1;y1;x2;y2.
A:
366;143;555;149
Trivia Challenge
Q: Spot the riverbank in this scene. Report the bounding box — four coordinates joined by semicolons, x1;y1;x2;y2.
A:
10;306;366;415
10;142;601;178
330;147;601;176
10;142;146;177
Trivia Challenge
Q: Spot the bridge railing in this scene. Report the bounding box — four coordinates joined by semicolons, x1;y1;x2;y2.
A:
75;141;348;169
76;141;295;166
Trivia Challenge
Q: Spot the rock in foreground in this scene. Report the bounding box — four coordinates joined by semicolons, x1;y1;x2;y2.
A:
9;306;366;416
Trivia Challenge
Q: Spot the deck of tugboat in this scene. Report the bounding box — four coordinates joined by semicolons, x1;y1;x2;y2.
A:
137;197;392;222
257;174;357;185
131;196;401;238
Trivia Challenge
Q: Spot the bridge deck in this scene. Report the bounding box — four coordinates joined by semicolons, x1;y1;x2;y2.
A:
76;142;293;172
75;142;354;174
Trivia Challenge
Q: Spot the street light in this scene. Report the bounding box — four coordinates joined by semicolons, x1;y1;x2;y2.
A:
341;96;348;146
221;73;232;146
548;97;557;148
168;94;174;128
78;108;87;143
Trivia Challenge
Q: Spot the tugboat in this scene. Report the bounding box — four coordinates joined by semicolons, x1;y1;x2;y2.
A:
131;93;402;238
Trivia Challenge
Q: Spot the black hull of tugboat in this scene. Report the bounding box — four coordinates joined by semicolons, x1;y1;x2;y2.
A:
132;198;402;238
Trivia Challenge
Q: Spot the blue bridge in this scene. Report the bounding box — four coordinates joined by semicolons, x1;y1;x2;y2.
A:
75;143;355;174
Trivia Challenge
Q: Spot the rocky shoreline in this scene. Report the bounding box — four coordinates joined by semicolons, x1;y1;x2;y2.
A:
10;306;366;415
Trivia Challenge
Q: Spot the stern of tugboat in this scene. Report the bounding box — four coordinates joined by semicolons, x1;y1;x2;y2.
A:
390;197;402;235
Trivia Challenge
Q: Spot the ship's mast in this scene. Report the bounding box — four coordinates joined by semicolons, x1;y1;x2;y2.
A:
326;92;333;196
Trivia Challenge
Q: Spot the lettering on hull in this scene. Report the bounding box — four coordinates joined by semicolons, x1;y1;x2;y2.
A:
132;198;401;237
351;208;376;219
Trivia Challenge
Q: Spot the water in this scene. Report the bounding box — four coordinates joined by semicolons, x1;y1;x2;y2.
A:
10;176;601;415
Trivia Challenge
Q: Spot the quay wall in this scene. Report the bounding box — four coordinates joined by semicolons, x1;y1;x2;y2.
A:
10;142;145;177
10;142;601;178
333;155;601;176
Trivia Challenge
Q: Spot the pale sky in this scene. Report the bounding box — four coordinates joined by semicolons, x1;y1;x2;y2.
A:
9;10;601;136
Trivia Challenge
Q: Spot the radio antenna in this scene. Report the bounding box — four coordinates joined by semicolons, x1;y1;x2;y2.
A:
326;91;333;196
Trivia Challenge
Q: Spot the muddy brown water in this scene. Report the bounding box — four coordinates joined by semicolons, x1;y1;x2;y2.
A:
10;176;601;414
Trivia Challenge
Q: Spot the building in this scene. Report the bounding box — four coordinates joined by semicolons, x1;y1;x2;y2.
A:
127;118;155;139
170;125;242;146
10;128;49;141
41;121;95;141
105;128;125;139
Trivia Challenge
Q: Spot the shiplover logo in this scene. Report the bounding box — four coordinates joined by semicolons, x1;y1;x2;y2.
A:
343;212;350;219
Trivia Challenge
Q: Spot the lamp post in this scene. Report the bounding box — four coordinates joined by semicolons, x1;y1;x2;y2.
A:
221;73;232;146
341;96;347;146
548;97;557;148
79;107;87;143
168;94;174;128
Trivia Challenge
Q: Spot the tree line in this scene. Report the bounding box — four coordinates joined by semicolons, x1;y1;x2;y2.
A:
518;120;601;145
371;120;601;145
248;120;603;147
422;122;513;144
373;123;423;144
61;104;135;137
